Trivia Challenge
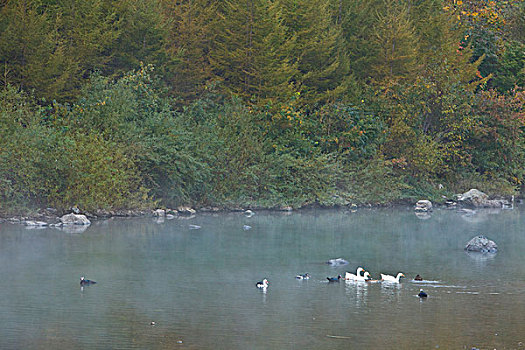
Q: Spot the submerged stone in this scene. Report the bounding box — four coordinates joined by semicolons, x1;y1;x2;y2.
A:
326;258;349;266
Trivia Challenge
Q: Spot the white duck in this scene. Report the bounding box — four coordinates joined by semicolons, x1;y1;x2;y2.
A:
380;272;405;283
345;267;371;282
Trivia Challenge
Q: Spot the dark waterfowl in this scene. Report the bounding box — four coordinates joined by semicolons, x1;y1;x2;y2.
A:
327;275;342;282
256;278;269;289
80;276;96;285
296;273;310;280
418;289;428;298
414;274;423;281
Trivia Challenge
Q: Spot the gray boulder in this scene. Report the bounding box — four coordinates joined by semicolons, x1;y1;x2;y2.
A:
415;200;432;212
153;209;166;217
457;189;510;208
177;206;196;215
464;235;498;253
60;213;91;225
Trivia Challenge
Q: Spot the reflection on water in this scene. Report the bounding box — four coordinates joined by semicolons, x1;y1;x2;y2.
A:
344;280;369;307
1;207;525;349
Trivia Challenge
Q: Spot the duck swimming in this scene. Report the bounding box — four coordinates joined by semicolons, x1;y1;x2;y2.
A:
256;278;269;289
418;289;428;298
345;267;364;281
80;277;96;285
345;267;372;282
327;275;342;282
380;272;405;283
296;273;310;280
414;274;423;281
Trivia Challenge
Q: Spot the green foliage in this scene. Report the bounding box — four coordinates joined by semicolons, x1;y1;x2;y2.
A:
338;158;412;205
449;172;519;198
277;0;350;103
159;0;216;103
491;41;525;92
0;86;50;212
53;133;150;211
470;89;525;185
260;152;341;207
0;0;172;102
369;0;420;85
1;0;525;214
302;103;385;160
177;95;341;208
0;85;153;213
207;0;296;103
69;65;210;207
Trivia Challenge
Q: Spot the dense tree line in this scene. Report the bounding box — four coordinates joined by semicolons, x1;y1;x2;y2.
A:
0;0;524;214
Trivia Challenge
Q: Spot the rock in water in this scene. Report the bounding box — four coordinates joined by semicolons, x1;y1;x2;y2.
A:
177;206;196;215
457;189;510;208
153;209;166;217
60;213;91;226
464;235;497;253
23;221;48;227
415;200;432;212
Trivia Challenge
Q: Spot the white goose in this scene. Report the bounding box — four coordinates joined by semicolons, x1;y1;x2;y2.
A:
380;272;405;283
345;267;371;282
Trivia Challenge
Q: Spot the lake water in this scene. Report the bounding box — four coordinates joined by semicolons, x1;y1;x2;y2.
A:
1;207;525;349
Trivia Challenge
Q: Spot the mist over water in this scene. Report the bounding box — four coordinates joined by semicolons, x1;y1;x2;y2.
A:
1;207;525;349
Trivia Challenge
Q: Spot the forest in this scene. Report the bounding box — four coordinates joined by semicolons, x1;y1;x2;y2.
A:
0;0;524;214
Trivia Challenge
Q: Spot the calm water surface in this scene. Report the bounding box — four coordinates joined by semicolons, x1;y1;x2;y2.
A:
1;207;525;349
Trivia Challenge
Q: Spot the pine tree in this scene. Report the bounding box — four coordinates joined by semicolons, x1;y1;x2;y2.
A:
277;0;350;104
340;0;374;79
369;0;420;86
107;0;170;77
160;0;218;103
0;0;54;96
0;0;171;102
208;0;295;103
374;0;486;177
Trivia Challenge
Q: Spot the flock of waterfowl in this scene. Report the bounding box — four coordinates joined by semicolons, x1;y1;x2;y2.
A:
82;268;428;299
256;267;429;299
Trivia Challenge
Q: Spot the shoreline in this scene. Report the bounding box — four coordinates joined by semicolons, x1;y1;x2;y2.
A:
0;200;416;224
0;189;517;225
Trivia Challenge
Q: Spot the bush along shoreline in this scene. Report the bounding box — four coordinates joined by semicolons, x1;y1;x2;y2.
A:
1;66;522;219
